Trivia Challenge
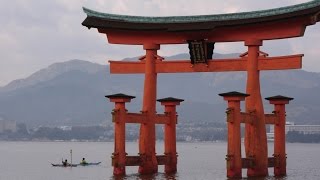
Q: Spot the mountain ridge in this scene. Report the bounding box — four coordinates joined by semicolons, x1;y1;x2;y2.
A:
0;60;104;93
0;53;319;127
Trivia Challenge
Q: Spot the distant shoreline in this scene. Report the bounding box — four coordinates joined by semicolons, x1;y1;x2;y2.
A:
1;139;319;144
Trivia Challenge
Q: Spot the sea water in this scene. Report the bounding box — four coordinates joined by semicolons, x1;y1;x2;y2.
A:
0;141;319;180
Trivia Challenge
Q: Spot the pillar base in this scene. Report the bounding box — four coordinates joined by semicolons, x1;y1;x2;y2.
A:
247;168;269;177
165;155;177;174
275;170;286;177
113;167;125;176
138;166;158;174
165;166;177;174
227;173;242;179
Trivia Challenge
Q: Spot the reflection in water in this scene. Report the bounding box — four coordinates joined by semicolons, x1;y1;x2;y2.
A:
111;172;178;180
111;173;291;180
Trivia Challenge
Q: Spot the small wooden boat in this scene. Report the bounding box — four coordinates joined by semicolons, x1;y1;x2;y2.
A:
51;162;101;167
51;163;77;167
78;162;101;166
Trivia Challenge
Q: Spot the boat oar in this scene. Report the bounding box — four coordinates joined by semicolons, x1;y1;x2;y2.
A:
70;149;73;167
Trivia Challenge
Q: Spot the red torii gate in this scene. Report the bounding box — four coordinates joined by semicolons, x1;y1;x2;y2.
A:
82;1;320;178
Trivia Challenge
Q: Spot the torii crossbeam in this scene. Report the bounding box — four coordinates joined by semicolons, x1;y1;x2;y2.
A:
109;54;302;74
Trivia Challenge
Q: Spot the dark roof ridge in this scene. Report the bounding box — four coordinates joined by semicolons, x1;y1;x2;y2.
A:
83;0;320;24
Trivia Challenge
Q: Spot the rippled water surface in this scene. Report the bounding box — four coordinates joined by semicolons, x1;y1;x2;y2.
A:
0;141;319;180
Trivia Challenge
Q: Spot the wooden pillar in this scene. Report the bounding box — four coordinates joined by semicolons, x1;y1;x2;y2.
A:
220;91;249;178
158;97;184;174
105;93;135;176
266;95;293;177
244;39;268;177
138;43;160;174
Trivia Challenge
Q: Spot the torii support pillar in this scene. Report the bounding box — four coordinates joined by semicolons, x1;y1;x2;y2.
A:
157;97;184;174
245;39;268;177
105;93;135;176
266;95;294;177
139;44;160;174
219;91;249;179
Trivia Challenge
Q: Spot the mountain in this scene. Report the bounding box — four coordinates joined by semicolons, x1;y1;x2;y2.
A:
0;60;105;93
0;54;319;127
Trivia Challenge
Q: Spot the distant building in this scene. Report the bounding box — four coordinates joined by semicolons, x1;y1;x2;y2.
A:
270;122;320;135
58;126;72;131
267;133;274;142
0;117;17;133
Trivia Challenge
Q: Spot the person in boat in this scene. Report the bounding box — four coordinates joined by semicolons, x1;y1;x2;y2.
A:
62;159;69;166
80;158;88;165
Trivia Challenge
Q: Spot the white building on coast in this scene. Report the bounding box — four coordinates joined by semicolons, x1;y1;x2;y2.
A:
270;122;320;135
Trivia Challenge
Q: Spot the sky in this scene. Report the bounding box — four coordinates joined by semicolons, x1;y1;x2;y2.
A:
0;0;319;86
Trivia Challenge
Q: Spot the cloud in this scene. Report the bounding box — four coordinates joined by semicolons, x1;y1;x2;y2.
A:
0;0;319;86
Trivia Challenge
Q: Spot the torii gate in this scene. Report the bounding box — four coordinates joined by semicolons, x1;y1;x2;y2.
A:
82;0;320;178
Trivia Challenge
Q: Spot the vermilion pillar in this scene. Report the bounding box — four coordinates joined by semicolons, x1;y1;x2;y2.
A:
139;44;160;174
157;97;184;174
105;93;135;176
266;95;293;177
244;39;268;176
219;91;249;178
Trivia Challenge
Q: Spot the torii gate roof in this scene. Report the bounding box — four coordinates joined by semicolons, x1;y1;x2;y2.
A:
82;0;320;31
82;1;320;44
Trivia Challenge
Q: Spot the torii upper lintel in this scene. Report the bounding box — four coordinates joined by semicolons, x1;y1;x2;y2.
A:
82;0;320;44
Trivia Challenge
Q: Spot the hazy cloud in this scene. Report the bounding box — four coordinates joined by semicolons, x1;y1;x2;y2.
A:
0;0;319;86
